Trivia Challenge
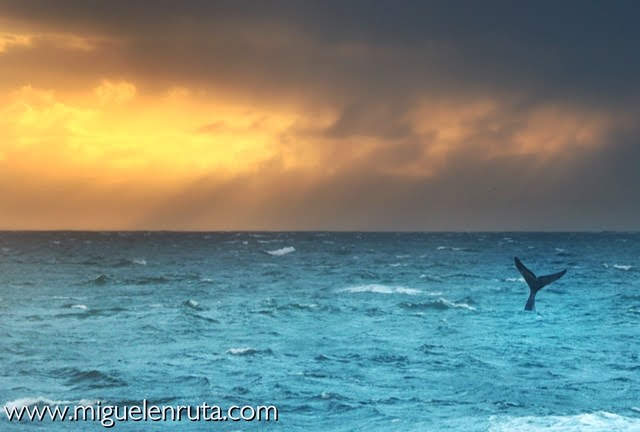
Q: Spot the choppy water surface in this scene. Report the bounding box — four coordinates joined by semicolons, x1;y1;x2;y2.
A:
1;232;639;431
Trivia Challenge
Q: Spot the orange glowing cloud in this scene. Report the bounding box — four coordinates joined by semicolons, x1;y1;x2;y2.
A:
0;1;636;230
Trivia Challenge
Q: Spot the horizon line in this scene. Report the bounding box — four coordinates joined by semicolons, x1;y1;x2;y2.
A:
0;229;638;234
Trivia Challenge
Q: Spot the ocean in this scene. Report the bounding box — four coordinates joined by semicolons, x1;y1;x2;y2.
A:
1;231;639;431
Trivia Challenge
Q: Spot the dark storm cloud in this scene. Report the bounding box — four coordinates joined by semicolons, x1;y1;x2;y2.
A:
1;0;639;229
137;124;640;231
2;0;639;105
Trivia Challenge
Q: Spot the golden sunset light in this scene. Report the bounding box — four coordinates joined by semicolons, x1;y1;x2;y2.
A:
1;1;638;230
2;4;640;432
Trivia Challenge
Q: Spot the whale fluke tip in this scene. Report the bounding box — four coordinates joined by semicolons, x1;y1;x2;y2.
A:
514;257;567;311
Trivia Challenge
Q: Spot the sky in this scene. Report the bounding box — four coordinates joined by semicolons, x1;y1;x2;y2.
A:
1;0;639;230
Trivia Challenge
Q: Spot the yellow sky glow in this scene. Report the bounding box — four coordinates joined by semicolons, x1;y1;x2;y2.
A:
0;21;626;229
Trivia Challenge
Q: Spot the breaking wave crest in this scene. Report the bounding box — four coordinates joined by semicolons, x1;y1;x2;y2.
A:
399;298;476;311
489;411;640;432
340;284;421;295
266;246;296;256
226;347;273;356
3;397;98;411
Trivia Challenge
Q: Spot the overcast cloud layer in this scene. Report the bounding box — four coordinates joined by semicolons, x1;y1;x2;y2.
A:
1;0;639;230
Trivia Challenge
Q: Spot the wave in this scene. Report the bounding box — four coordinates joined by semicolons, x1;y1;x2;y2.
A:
443;272;482;280
78;257;102;265
129;276;172;285
399;298;476;311
504;277;525;283
3;397;98;411
436;246;474;252
277;303;319;311
266;246;295;256
56;306;127;320
370;353;409;365
489;411;640;432
186;313;219;324
311;391;350;401
419;274;443;282
340;284;421;295
55;368;127;389
111;258;147;267
92;274;110;285
226;347;273;356
183;299;202;310
602;263;633;271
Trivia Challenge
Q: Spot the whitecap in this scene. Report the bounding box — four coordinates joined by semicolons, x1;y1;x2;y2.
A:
613;264;632;271
399;297;475;311
3;397;99;411
340;284;421;295
266;246;295;256
505;277;525;283
227;347;258;356
132;258;147;266
70;304;88;310
436;246;448;250
437;297;476;310
489;411;640;432
184;299;200;309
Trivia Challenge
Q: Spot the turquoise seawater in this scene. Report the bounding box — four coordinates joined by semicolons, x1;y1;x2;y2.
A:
1;232;639;431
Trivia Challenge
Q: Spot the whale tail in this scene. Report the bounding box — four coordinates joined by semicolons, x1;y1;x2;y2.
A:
514;257;566;311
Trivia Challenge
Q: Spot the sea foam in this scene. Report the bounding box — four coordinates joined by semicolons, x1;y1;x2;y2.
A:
266;246;295;256
489;411;640;432
3;397;98;411
340;284;421;295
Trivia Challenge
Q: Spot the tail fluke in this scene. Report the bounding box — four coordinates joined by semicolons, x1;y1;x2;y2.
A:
537;269;567;289
514;257;567;311
514;257;538;290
